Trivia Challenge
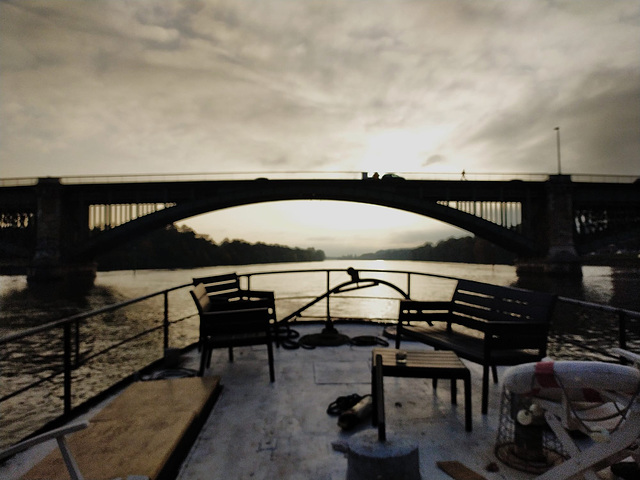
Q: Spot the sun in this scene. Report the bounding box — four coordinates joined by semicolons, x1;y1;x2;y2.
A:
359;127;450;174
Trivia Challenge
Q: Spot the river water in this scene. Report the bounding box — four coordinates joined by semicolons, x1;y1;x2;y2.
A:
1;260;639;447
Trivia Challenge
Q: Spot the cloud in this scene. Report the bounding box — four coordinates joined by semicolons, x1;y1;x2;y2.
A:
460;67;640;175
423;155;446;168
3;0;638;179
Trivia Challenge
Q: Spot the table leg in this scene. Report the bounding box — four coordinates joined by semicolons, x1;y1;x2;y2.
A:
371;366;378;426
464;372;472;432
450;379;457;405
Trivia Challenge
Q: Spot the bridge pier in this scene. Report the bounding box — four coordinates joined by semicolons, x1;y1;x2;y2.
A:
516;175;582;277
27;178;96;289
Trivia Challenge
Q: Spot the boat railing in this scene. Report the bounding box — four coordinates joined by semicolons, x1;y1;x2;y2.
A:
0;281;196;449
1;268;638;449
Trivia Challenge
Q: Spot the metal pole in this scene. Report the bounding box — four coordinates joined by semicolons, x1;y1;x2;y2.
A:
326;271;332;329
555;126;562;175
63;323;72;415
74;320;80;368
163;291;169;350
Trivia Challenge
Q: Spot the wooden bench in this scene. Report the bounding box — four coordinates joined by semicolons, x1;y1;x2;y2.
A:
190;283;276;380
395;279;555;414
22;377;220;480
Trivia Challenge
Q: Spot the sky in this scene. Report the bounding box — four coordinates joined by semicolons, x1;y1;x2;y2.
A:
1;1;639;257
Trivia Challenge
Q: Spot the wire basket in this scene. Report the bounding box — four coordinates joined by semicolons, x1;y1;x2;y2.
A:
494;389;568;474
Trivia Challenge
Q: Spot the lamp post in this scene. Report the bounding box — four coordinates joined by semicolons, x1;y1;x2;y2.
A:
555;126;562;175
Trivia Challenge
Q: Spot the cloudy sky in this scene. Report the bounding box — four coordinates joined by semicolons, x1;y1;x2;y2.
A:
1;1;639;256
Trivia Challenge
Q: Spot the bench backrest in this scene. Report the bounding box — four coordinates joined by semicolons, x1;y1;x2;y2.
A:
451;280;555;352
451;279;555;326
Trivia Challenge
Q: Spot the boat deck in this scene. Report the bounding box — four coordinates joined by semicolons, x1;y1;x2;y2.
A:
175;323;615;480
3;323;620;480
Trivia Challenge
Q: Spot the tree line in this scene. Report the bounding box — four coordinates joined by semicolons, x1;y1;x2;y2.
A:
95;224;325;271
343;236;516;264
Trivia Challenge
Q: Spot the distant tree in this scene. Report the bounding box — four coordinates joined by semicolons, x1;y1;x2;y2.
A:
95;225;325;271
348;236;515;265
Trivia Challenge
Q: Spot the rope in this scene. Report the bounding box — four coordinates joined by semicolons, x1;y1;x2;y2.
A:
326;393;370;415
273;326;389;349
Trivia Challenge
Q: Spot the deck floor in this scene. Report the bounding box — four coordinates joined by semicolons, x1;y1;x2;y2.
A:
175;323;618;480
2;323;620;480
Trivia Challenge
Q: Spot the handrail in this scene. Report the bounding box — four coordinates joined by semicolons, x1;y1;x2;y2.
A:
1;266;638;449
0;281;194;430
0;282;191;345
242;267;640;319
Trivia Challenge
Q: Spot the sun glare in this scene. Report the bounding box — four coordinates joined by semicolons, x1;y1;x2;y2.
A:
359;128;450;173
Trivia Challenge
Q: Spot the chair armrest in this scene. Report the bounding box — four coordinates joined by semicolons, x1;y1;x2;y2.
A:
200;306;270;317
240;289;275;300
0;421;89;461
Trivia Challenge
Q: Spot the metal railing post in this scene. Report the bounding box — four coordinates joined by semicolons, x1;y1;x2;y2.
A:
163;291;169;351
326;270;331;323
74;320;80;368
63;323;72;415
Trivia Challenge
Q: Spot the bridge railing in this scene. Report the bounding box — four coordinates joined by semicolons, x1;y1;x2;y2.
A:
2;172;638;187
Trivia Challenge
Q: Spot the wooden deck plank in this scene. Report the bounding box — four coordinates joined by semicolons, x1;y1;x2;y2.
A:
22;376;220;480
93;376;219;422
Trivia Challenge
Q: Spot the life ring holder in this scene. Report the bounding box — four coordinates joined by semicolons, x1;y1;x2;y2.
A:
504;361;640;436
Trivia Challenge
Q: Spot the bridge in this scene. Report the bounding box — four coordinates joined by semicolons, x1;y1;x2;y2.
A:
1;174;639;286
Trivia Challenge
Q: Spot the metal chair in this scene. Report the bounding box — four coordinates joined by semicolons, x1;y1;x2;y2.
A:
191;286;275;381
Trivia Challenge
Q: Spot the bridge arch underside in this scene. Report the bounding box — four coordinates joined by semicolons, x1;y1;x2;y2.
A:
75;188;540;260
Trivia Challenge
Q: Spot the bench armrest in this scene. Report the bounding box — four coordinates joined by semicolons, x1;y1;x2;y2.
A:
399;301;452;327
483;320;549;335
400;300;451;311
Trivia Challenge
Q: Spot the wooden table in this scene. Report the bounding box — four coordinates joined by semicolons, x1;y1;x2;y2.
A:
371;348;472;432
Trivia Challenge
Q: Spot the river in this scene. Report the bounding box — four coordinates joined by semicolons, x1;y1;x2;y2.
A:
2;260;639;332
1;260;639;447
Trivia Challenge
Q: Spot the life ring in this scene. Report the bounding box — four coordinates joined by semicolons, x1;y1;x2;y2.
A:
504;361;640;402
